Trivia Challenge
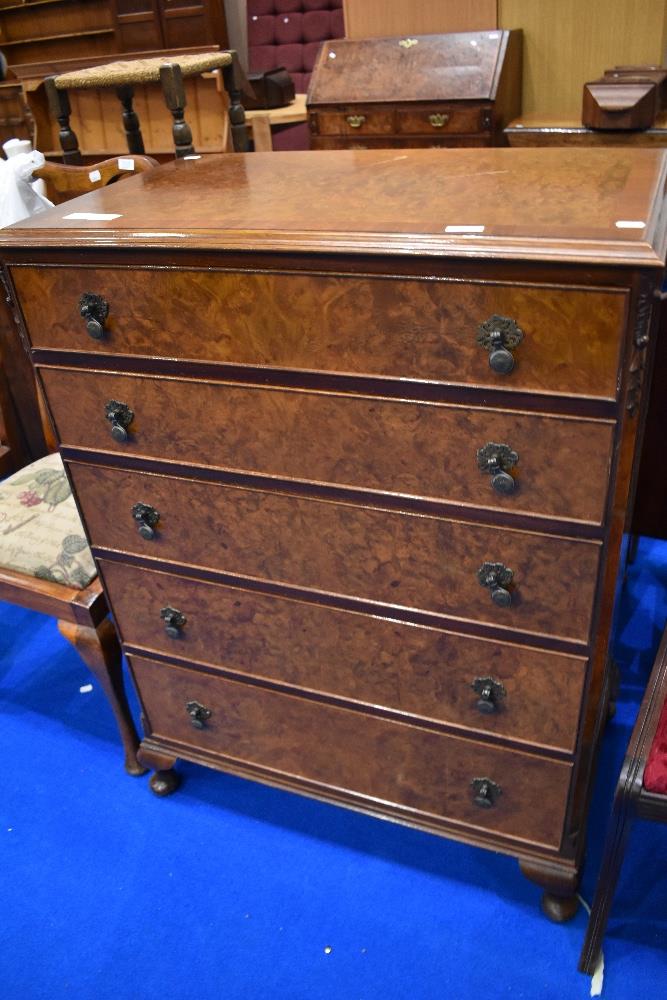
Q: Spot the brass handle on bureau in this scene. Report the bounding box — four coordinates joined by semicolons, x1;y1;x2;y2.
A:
105;400;134;442
161;605;186;638
346;114;366;128
477;442;519;495
132;502;159;540
79;292;109;340
471;676;506;714
478;562;513;608
471;777;502;809
186;700;211;729
476;315;524;374
428;113;450;128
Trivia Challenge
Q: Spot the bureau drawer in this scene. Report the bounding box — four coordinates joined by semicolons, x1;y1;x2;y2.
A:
41;368;614;524
101;559;586;752
131;653;572;849
70;464;601;643
16;266;627;400
314;108;396;135
395;107;483;134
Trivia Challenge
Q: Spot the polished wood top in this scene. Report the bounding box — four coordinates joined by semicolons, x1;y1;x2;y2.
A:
307;31;514;106
3;148;667;265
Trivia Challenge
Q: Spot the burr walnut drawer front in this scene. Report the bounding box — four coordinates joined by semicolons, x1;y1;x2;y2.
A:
312;109;396;135
395;107;484;134
41;368;614;524
17;266;626;399
130;653;572;849
101;558;586;753
69;463;601;644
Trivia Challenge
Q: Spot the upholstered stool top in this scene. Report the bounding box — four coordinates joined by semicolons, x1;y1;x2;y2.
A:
54;51;233;90
644;693;667;794
0;452;96;590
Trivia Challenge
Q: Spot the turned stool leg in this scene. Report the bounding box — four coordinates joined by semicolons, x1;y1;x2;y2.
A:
44;77;82;165
57;617;146;776
115;83;145;155
159;63;195;158
222;59;249;152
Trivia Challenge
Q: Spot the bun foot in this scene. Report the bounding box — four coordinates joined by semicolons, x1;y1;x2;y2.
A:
541;892;580;923
149;769;180;797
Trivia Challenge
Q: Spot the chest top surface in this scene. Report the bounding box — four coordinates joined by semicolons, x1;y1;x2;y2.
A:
2;148;667;266
306;31;515;106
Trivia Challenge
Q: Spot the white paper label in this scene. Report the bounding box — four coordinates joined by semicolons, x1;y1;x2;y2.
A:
117;157;135;171
63;212;122;221
444;224;485;234
88;169;102;182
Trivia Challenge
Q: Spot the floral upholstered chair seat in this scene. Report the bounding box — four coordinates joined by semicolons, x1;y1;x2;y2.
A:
0;451;96;589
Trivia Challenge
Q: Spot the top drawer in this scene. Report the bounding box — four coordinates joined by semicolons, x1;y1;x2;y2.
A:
13;266;627;400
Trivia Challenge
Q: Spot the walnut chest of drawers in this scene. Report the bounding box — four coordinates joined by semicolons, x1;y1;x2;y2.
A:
307;30;522;150
2;147;666;918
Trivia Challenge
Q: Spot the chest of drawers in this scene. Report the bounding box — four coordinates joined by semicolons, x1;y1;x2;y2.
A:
2;147;665;920
307;30;522;150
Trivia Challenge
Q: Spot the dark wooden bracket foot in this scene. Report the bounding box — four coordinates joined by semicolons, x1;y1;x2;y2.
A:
138;746;180;796
149;769;181;796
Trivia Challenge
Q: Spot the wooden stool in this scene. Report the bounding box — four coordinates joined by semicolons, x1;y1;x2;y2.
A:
44;50;249;163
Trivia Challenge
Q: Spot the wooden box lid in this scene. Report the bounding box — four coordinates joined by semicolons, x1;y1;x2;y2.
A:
307;30;516;107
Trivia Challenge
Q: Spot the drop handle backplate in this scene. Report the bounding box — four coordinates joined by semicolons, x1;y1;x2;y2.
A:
186;700;211;729
132;502;159;540
105;399;134;442
478;562;514;608
471;676;506;714
346;114;366;128
477;315;524;374
161;606;186;638
477;442;519;495
471;777;502;809
428;113;449;128
79;292;109;340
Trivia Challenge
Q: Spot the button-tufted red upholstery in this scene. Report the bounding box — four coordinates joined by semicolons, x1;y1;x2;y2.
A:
247;0;344;148
644;694;667;793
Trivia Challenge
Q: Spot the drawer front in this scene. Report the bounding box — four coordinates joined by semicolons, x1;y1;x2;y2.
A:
16;267;626;399
396;107;483;135
131;653;572;849
311;136;491;150
102;559;586;752
42;368;614;524
314;109;395;135
70;464;601;643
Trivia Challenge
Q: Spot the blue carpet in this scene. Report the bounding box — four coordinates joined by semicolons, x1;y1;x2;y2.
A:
1;539;666;999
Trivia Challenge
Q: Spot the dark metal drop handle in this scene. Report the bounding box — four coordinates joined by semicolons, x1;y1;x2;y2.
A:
79;292;109;340
105;400;134;442
132;502;159;540
477;315;524;375
471;676;506;714
186;700;211;729
477;442;518;495
161;606;186;638
471;777;502;809
478;562;514;608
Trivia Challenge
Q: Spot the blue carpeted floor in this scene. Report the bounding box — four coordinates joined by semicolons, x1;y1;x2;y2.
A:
1;539;666;1000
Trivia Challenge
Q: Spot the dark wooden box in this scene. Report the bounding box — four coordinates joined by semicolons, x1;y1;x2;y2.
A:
306;30;522;150
582;77;659;130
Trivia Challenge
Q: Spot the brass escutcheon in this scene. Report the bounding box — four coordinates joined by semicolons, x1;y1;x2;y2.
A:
346;114;366;128
428;113;450;128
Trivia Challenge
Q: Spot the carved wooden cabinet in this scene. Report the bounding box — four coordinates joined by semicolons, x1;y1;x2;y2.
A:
1;147;665;918
307;30;522;149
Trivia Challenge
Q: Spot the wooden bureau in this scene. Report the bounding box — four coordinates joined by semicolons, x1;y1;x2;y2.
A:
1;147;666;920
307;30;522;150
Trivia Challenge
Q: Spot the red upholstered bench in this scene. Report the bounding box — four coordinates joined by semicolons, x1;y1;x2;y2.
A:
247;0;344;149
580;625;667;973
